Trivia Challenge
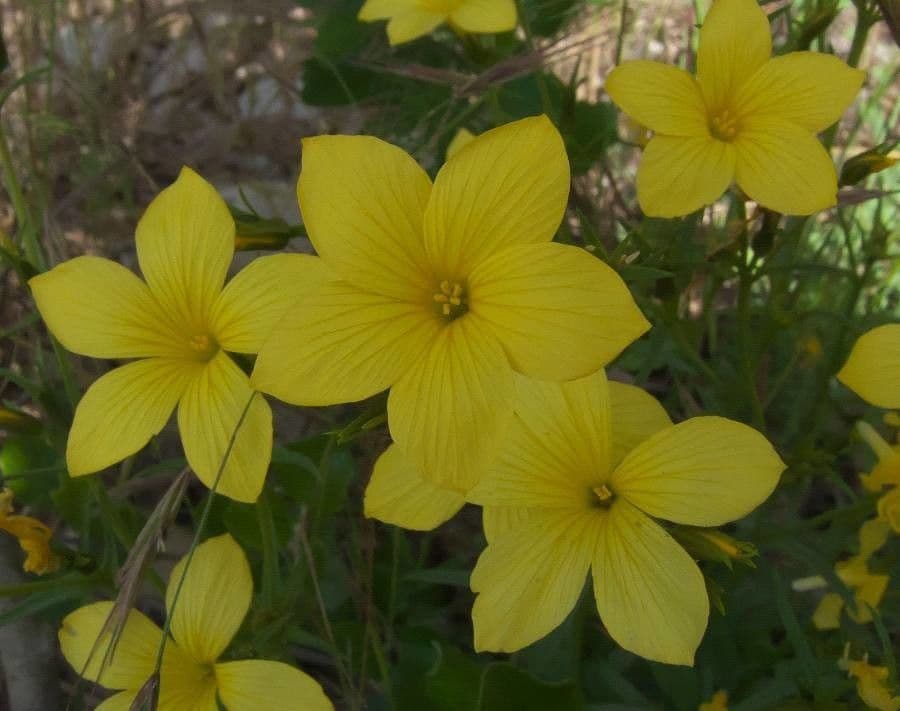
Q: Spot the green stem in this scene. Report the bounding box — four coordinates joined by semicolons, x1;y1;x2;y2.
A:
256;490;280;611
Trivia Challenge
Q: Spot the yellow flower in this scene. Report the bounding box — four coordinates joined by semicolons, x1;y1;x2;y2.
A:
446;127;476;161
29;168;327;503
252;116;649;493
0;488;60;575
604;0;864;217
877;487;900;532
804;518;890;630
699;690;729;711
856;421;900;492
842;655;900;711
364;377;673;530
358;0;517;46
838;325;900;410
59;534;333;711
465;370;784;664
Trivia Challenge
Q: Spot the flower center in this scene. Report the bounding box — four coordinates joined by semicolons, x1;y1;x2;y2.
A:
591;484;615;508
709;109;739;141
188;333;219;361
432;280;468;320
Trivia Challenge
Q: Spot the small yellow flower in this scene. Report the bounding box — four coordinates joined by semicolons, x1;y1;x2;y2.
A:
465;370;784;664
364;377;673;530
699;690;729;711
605;0;864;217
838;325;900;410
58;534;333;711
856;421;900;492
252;117;649;493
358;0;517;46
801;518;890;630
877;487;900;532
841;653;900;711
0;488;60;575
29;168;327;502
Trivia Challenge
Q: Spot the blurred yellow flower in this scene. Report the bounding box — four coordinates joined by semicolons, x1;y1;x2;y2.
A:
59;534;333;711
465;371;784;664
253;116;649;492
804;518;890;630
29;168;327;502
699;690;729;711
838;325;900;410
605;0;864;217
841;652;900;711
364;377;673;530
358;0;516;45
0;488;60;575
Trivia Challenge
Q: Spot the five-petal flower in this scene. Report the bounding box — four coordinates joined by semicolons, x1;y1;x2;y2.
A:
605;0;865;217
466;370;784;664
58;534;333;711
358;0;517;46
29;168;327;502
252;116;649;493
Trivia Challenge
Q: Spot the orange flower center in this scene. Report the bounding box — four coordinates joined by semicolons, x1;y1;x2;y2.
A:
432;280;468;320
188;334;219;361
710;109;739;141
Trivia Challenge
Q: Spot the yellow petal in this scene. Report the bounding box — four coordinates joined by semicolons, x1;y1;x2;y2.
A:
387;10;446;44
446;128;476;161
605;61;708;137
29;257;182;359
177;352;272;503
298;135;432;301
733;52;865;133
592;500;708;665
135;167;234;335
733;116;837;215
696;0;771;110
388;315;514;493
58;602;161;689
424;116;569;277
468;372;613;508
608;381;672;467
848;572;889;623
449;0;517;33
636;135;736;217
358;0;416;20
482;506;532;542
251;280;439;406
364;444;465;531
67;359;197;476
166;533;252;665
468;243;649;380
95;692;139;711
877;487;900;533
471;509;601;652
216;660;333;710
211;254;330;354
611;416;785;526
159;671;219;711
859;517;891;559
837;325;900;409
811;592;843;630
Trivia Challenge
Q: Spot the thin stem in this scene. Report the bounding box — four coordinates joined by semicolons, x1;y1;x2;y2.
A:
150;393;257;678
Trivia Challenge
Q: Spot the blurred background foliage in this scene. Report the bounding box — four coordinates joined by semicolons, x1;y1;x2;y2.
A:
0;0;897;708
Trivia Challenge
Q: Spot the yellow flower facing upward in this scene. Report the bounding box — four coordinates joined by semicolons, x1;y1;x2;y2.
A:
699;690;729;711
0;488;60;575
465;370;784;665
804;518;891;630
605;0;864;217
838;324;900;410
364;376;673;531
30;168;327;503
252;117;649;493
59;534;333;711
358;0;517;46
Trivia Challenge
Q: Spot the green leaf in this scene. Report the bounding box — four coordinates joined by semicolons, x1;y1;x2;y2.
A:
477;663;582;711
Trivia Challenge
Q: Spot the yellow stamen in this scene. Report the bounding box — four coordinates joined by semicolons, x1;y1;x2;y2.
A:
710;109;739;141
593;484;614;503
188;334;219;361
432;280;467;320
